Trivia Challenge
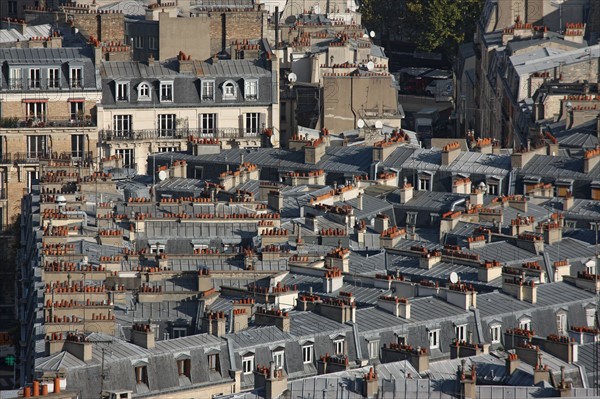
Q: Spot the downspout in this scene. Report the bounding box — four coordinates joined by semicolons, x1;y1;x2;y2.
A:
58;203;88;227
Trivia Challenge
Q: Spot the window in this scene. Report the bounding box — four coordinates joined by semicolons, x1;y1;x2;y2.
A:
199;113;217;135
245;112;260;134
586;307;596;328
26;170;39;193
202;80;215;100
9;68;21;90
419;177;430;191
149;36;157;50
70;67;82;88
396;335;406;345
488;183;498;195
333;339;344;355
172;327;186;338
455;324;467;342
113;115;132;136
367;340;379;359
302;344;313;364
8;1;17;15
138;83;150;100
223;81;236;99
71;135;84;159
176;359;191;377
70;101;84;121
27;136;47;159
160;82;173;102
428;329;439;349
208;354;220;372
556;312;567;336
48;68;60;88
490;324;501;344
158;147;177;152
272;350;284;369
245;79;258;100
242;355;254;374
29;68;41;89
519;318;531;331
115;148;134;168
157;114;176;137
134;36;144;49
25;102;47;122
134;365;148;385
116;82;129;102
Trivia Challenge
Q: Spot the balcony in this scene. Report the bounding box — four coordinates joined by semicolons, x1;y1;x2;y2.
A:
13;151;93;164
100;128;260;141
0;153;11;164
0;117;95;129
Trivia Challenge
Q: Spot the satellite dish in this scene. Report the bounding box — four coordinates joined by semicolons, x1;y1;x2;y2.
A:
369;31;375;38
449;272;459;284
357;119;365;128
375;120;383;129
366;61;374;71
288;72;297;83
284;16;297;25
158;170;167;181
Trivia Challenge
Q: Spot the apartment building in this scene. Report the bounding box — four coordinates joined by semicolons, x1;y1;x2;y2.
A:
97;55;280;175
0;46;100;231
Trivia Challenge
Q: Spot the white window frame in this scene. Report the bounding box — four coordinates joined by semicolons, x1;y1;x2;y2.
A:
27;135;47;159
160;81;173;102
333;339;344;355
488;182;499;195
519;317;531;331
199;113;217;135
29;68;41;89
202;80;215;101
242;355;254;374
116;82;129;102
222;81;236;100
302;344;313;364
455;324;467;342
272;350;284;369
419;177;430;191
367;340;379;359
490;323;501;344
48;68;60;89
9;68;21;90
115;148;134;169
245;112;260;134
428;329;439;349
70;101;84;120
113;115;132;135
158;147;177;152
245;79;258;100
25;102;47;121
71;134;85;159
556;312;567;336
138;82;151;101
586;306;596;328
134;36;144;49
70;67;82;88
148;36;157;50
172;327;186;338
157;114;176;137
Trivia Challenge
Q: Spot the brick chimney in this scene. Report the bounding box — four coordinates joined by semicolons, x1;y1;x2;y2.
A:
197;267;212;292
131;323;155;349
254;306;291;332
563;191;574;211
325;247;350;272
441;142;461;166
506;352;520;375
376;296;410;319
322;267;344;293
502;273;537;303
254;363;288;399
373;213;389;233
316;297;356;323
533;353;551;384
201;311;227;337
362;367;378;398
304;137;327;164
446;283;477;310
63;333;93;362
399;179;414;204
418;250;442;269
457;361;477;399
583;147;600;173
177;51;193;73
267;190;284;211
381;343;429;372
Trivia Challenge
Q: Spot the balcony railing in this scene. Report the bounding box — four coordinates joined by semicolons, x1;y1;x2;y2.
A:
0;153;11;164
12;151;92;164
100;128;260;141
0;117;95;129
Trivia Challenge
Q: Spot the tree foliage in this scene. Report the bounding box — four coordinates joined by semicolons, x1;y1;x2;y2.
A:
360;0;484;57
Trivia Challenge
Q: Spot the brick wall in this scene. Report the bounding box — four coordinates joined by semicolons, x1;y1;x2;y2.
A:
75;13;124;42
208;11;266;55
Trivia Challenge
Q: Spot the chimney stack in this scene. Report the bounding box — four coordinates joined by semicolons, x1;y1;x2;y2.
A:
131;323;155;349
442;142;462;166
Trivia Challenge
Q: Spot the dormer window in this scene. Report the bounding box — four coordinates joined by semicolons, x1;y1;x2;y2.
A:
222;80;237;100
116;82;129;102
29;68;40;89
202;80;215;101
70;67;82;88
244;79;258;100
160;81;173;102
138;82;151;101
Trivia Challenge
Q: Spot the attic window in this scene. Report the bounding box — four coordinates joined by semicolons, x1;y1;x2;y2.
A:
134;365;148;385
244;79;258;100
138;82;151;101
242;354;254;374
272;350;284;369
222;81;237;100
333;338;344;356
518;317;531;331
177;359;191;377
160;81;173;102
208;354;220;372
